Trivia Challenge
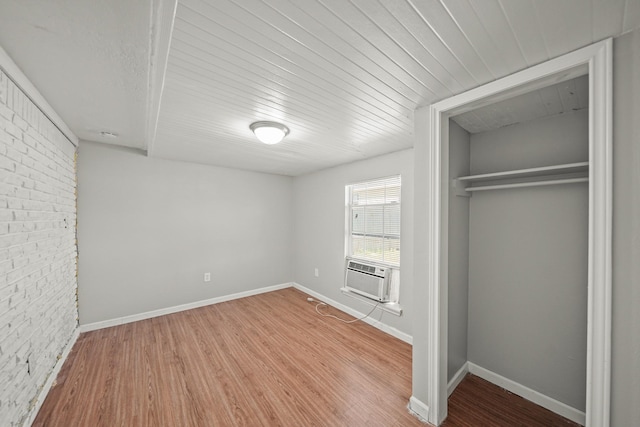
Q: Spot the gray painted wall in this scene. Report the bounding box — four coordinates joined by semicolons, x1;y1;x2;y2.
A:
447;121;470;381
77;141;293;325
467;110;588;411
610;29;640;427
292;149;414;336
469;109;589;175
412;108;431;407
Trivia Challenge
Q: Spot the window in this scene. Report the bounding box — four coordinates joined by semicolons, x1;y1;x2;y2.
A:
347;175;401;266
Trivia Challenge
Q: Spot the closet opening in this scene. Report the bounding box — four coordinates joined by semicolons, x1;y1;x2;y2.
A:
446;73;589;424
411;39;612;427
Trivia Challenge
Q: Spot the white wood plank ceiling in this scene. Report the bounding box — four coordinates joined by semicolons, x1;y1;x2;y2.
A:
1;1;639;175
150;0;639;175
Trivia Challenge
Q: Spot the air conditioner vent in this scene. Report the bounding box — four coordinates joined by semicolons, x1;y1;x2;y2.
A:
349;262;377;275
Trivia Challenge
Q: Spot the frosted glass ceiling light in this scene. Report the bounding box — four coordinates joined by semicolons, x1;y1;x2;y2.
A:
250;121;289;145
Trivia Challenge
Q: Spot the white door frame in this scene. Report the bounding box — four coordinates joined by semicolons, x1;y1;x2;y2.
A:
410;38;612;426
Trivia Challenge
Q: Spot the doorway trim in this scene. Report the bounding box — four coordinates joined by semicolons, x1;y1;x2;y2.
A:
411;38;612;426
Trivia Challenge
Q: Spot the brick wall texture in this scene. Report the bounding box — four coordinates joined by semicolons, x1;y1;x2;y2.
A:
0;69;78;426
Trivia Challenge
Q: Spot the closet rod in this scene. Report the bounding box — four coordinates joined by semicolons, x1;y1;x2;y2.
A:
466;177;588;192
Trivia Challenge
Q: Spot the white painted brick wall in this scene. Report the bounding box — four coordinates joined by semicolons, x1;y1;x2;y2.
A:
0;69;78;426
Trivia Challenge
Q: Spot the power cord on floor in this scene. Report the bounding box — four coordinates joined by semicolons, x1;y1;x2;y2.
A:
306;297;380;324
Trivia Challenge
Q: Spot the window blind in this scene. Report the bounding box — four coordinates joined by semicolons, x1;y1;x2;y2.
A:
349;175;401;265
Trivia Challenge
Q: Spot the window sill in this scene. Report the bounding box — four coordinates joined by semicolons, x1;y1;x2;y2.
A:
340;287;403;316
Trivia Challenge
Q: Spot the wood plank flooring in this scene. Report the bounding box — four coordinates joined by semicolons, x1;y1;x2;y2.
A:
34;288;424;426
444;374;582;427
34;287;583;426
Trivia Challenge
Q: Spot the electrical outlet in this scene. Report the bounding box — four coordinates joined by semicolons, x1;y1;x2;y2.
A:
314;268;319;277
204;272;211;282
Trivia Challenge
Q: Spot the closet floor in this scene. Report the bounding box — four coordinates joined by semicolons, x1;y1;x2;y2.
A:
444;374;582;426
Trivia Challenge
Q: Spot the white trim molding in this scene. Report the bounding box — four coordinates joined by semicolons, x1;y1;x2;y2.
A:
80;283;292;332
447;362;469;397
585;35;613;427
415;38;612;426
145;0;177;156
0;45;78;147
408;396;430;422
80;282;414;344
292;283;412;344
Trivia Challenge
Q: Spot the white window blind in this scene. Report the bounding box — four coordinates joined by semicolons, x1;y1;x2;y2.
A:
348;175;401;266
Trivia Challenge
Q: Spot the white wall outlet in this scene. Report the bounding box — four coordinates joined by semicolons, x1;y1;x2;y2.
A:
314;268;319;277
204;272;211;282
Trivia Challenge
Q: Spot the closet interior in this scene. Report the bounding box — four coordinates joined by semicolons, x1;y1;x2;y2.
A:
446;73;589;423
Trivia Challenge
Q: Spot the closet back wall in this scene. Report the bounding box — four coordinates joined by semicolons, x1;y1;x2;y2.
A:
77;141;293;325
467;109;589;411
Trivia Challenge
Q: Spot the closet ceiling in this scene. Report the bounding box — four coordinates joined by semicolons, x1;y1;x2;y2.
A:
452;75;589;134
0;1;639;175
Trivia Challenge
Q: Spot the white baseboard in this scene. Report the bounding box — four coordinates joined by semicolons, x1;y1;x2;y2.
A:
79;283;292;332
408;395;430;422
448;362;470;396
467;362;586;425
24;326;80;426
291;282;412;344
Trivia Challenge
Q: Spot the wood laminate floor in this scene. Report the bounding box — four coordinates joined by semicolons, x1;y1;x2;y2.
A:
444;374;581;427
34;287;583;426
34;288;423;426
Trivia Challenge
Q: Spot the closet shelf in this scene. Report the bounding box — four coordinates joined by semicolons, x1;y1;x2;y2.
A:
453;162;589;196
457;162;589;183
466;177;588;192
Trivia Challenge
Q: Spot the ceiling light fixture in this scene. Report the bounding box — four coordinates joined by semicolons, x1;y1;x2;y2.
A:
249;121;289;145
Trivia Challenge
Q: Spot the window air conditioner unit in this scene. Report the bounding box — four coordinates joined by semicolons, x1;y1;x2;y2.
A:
344;258;391;302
